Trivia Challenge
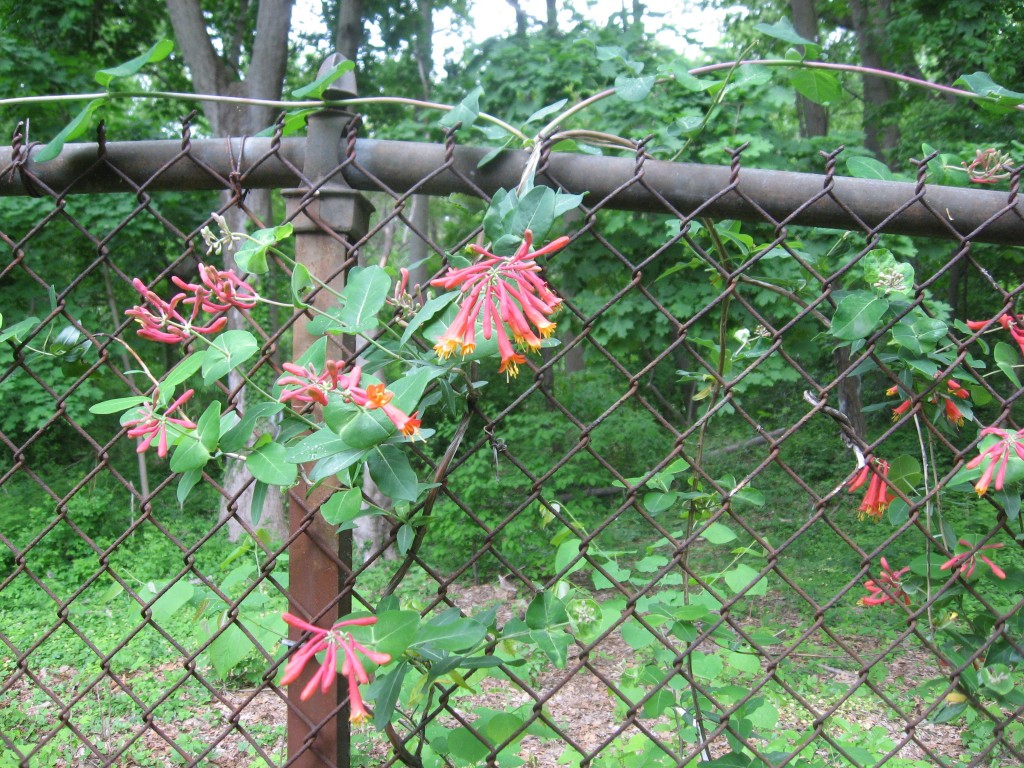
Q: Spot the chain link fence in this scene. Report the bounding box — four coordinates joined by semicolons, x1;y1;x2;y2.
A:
1;102;1023;768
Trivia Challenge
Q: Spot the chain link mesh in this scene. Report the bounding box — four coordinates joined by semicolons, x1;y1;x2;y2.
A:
1;118;1022;767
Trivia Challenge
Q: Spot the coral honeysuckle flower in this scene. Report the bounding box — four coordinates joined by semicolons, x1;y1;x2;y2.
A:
940;539;1006;580
847;457;894;521
431;229;568;378
280;613;391;712
967;312;1024;358
124;389;198;458
276;360;349;406
173;263;258;312
887;377;971;428
963;148;1013;184
125;278;228;343
965;427;1024;496
858;556;911;607
277;363;422;437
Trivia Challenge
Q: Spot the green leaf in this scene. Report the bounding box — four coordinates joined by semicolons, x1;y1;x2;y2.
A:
954;71;1024;112
723;563;767;596
365;610;420;657
523;99;568;125
846;156;895;180
525;592;569;630
439;86;482;131
700;522;738;545
510;186;557;245
340;409;393;449
754;19;820;56
169;435;211;473
411;618;487;651
831;293;889;340
336;266;392;333
177;468;203;506
888;454;922;494
89;396;150;415
95;40;174;86
790;69;841;104
994;342;1021;387
285;428;353;463
691;650;724;681
447;728;490;763
615;75;656;102
220;402;285;454
291;58;355;98
387;365;443;414
309;448;365;483
290;263;314;305
207;623;252;680
0;316;39;344
371;661;409;730
247;442;298;486
235;224;292;274
162;352;206;389
528;628;571;667
202;330;259;384
399;291;459;348
196;401;222;452
35;98;107;163
367;445;419;501
892;317;947;355
142;580;193;624
397;523;415;554
320;487;364;526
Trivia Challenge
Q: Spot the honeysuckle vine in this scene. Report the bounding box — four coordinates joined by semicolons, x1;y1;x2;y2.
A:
6;26;1024;765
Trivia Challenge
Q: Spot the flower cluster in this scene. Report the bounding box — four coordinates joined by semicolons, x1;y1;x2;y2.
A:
888;377;970;428
124;389;197;458
962;148;1013;185
280;613;391;723
125;266;258;344
940;539;1006;580
967;312;1024;358
431;230;568;378
276;361;421;437
965;426;1024;496
847;457;894;521
859;557;911;607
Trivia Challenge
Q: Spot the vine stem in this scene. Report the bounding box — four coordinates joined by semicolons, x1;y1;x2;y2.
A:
4;57;1011;155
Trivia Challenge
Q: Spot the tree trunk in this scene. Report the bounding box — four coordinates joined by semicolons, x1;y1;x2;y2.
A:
505;0;527;36
545;0;557;32
166;0;294;543
790;0;829;137
833;347;866;440
335;0;364;61
847;0;900;160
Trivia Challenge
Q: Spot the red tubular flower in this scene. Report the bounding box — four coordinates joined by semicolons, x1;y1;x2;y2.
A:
967;312;1024;358
940;539;1006;580
280;613;391;712
125;278;228;343
173;264;259;312
858;556;911;607
277;363;422;437
124;389;198;458
276;360;347;406
847;457;894;521
965;427;1024;496
943;397;965;427
430;230;568;378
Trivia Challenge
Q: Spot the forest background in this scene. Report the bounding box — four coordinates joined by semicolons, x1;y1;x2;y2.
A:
2;0;1024;766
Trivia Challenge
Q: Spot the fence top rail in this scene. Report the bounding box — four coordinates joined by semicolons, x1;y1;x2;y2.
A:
2;136;1022;245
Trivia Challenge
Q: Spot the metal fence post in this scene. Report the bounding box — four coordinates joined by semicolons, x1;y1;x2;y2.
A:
282;54;373;768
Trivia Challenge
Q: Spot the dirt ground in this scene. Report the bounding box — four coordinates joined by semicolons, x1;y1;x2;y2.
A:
9;583;1008;767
